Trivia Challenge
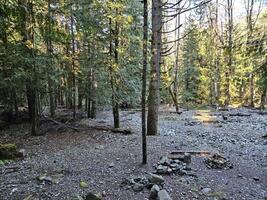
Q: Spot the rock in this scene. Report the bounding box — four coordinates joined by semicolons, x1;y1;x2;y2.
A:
80;181;88;188
205;153;232;169
159;156;171;166
148;174;165;185
132;183;144;192
201;187;211;194
178;178;189;185
183;153;191;164
18;149;26;157
36;173;64;184
253;177;260;181
133;176;149;186
171;154;191;164
108;162;115;168
149;184;160;200
102;191;107;197
158;189;172;200
72;194;84;200
178;169;187;175
85;192;102;200
156;165;169;174
120;178;132;188
23;194;39;200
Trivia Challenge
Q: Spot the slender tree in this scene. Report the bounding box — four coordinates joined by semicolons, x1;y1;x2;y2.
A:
142;0;148;164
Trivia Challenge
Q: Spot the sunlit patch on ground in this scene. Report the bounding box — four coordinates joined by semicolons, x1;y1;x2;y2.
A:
193;110;219;124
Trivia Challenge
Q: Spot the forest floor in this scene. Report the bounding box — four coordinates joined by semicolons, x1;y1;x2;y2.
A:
0;106;266;200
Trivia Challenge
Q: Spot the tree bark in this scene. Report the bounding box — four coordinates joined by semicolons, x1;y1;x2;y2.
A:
225;0;233;106
47;0;55;117
109;6;120;129
249;74;254;107
142;0;148;164
171;2;181;112
71;6;76;119
147;0;162;135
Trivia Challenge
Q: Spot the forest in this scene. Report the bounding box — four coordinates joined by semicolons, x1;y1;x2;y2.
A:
0;0;267;200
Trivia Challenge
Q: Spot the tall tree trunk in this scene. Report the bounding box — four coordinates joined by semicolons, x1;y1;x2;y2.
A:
171;2;181;113
71;6;76;119
87;68;92;118
90;67;97;119
225;0;233;106
142;0;148;164
246;0;256;107
109;9;120;128
249;74;254;107
22;0;39;135
78;79;83;109
113;10;120;128
47;0;55;117
214;0;221;106
260;87;267;111
147;0;162;135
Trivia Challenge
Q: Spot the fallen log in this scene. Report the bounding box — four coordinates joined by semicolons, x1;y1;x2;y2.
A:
86;126;132;135
170;111;183;115
111;128;132;135
229;113;251;117
170;150;211;156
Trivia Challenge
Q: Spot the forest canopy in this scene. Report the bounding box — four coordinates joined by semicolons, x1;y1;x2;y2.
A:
0;0;266;136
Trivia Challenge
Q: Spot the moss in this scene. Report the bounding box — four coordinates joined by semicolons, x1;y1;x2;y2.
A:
0;144;18;159
0;159;12;165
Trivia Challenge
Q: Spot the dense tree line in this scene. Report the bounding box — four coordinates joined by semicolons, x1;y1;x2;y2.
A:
0;0;266;141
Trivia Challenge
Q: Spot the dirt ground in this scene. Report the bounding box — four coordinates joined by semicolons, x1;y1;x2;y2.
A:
0;106;266;200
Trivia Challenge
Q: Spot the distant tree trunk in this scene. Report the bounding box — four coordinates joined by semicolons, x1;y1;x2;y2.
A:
225;0;233;106
21;0;39;135
87;68;92;118
260;87;267;111
13;90;18;120
113;10;120;128
249;73;254;107
147;0;162;135
87;66;97;119
47;0;55;117
214;0;221;106
71;6;76;119
245;0;258;107
90;68;97;118
78;80;83;109
109;9;120;128
142;0;148;164
169;2;181;113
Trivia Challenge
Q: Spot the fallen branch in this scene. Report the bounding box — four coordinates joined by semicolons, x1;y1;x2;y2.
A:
170;111;183;115
170;150;211;155
229;113;251;117
42;115;80;132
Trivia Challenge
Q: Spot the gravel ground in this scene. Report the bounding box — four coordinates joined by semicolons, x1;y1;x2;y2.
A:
0;107;266;200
